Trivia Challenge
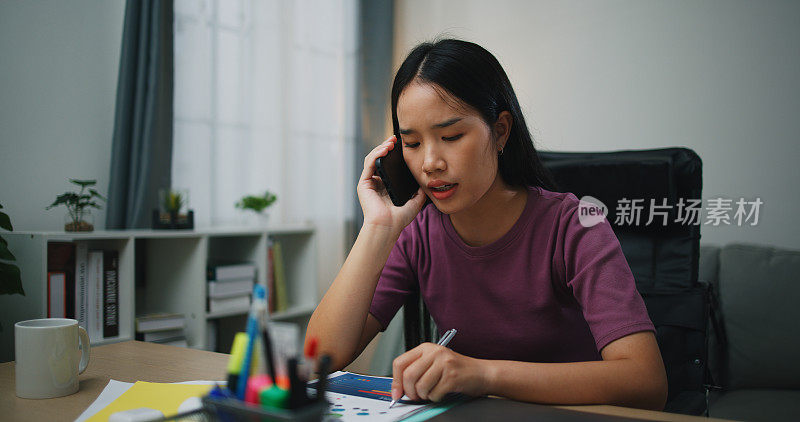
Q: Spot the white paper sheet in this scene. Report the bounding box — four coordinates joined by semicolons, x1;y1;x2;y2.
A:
77;374;434;422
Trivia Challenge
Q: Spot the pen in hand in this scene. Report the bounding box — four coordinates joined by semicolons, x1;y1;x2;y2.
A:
388;328;457;408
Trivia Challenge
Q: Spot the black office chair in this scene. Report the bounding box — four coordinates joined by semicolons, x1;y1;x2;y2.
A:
403;147;711;415
539;147;709;415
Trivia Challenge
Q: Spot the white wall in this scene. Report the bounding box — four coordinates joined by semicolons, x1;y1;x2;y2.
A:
0;0;125;231
394;0;800;250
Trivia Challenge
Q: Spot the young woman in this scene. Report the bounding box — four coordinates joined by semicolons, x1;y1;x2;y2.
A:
305;39;667;410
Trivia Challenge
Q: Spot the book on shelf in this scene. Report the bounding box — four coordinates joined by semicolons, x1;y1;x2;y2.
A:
207;278;254;299
159;338;188;348
206;261;256;281
135;328;185;342
47;272;66;318
74;243;88;330
47;242;75;318
135;312;185;333
103;250;119;338
87;250;104;340
135;327;188;348
267;240;275;313
59;244;121;340
135;313;188;348
272;240;288;312
207;294;251;313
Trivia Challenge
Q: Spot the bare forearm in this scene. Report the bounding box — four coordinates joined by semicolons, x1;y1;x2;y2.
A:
305;224;398;369
484;358;667;410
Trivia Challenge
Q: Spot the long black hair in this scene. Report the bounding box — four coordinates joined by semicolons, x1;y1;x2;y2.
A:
391;39;558;350
390;38;557;192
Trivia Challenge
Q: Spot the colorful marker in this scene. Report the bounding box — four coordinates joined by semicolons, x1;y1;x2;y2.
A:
226;332;249;396
237;285;268;400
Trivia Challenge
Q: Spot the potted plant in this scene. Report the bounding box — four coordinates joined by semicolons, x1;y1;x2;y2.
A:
152;188;193;229
46;179;106;232
0;202;24;296
236;191;277;225
164;189;186;215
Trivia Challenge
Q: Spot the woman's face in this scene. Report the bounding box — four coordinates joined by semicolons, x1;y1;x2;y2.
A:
396;82;501;215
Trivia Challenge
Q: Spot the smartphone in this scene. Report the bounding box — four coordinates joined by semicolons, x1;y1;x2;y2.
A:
375;139;419;207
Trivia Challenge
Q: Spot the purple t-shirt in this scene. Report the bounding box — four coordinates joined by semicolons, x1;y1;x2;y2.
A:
369;186;655;363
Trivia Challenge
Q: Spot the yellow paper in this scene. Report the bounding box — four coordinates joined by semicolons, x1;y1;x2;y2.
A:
86;381;212;422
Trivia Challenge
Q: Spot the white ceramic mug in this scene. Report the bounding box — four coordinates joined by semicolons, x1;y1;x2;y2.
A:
15;318;90;399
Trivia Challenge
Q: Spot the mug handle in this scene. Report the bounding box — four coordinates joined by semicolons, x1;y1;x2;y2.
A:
77;326;91;374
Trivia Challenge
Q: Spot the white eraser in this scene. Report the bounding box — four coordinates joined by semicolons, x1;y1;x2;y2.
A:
178;396;203;413
108;407;165;422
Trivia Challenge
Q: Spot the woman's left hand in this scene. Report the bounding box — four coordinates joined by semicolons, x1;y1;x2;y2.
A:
391;342;490;402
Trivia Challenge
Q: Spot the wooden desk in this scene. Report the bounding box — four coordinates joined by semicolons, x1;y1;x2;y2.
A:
0;341;726;422
0;341;227;421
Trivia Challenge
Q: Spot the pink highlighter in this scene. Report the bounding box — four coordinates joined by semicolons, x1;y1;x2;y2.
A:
245;374;273;404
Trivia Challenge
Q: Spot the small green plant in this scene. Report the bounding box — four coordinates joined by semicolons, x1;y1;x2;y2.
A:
163;190;186;214
0;202;24;296
46;179;106;232
236;191;277;213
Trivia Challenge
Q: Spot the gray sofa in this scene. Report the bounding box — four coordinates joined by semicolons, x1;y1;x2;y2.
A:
699;243;800;421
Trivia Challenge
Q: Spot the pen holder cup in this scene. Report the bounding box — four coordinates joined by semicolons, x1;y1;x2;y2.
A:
201;396;330;422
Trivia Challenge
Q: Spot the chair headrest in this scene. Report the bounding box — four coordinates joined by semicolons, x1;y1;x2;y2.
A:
540;147;702;234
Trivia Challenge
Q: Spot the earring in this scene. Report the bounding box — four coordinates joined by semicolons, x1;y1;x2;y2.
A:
498;147;504;156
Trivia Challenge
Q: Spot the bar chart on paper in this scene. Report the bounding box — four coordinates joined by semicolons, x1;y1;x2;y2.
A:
325;372;395;401
308;371;442;421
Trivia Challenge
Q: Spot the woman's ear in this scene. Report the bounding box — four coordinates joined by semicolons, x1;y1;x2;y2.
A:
493;111;513;152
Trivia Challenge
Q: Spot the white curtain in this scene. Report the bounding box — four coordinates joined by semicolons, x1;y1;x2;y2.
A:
173;0;358;294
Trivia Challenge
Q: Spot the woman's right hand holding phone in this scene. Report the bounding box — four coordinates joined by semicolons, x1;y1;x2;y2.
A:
308;136;425;370
358;136;427;235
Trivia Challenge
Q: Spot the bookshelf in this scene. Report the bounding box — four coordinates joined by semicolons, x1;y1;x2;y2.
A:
0;224;316;361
